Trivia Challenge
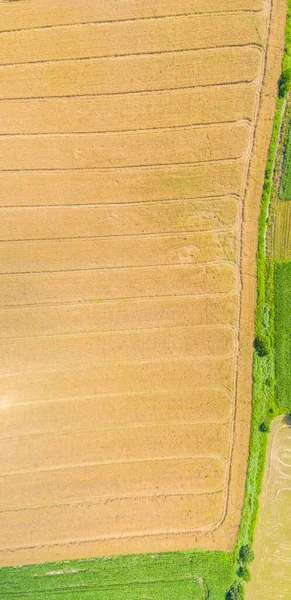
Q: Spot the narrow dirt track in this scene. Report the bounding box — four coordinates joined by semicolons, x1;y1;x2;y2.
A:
0;0;285;565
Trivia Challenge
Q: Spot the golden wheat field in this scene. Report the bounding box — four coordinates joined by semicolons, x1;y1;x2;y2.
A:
0;0;285;566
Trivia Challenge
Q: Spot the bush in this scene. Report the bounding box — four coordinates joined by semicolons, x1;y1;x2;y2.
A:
226;580;244;600
254;336;269;357
259;421;269;433
278;68;291;97
237;566;251;582
239;545;255;565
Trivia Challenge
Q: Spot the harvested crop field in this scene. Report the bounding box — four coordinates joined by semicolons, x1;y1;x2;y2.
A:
247;416;291;600
0;0;286;566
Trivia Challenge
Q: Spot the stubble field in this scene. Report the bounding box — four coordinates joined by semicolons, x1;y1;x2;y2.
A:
0;0;285;567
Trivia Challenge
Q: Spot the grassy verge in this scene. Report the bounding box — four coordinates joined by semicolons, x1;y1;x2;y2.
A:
274;260;291;411
237;100;282;550
279;123;291;198
0;550;235;600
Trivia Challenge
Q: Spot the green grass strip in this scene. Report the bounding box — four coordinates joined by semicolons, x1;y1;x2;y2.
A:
279;122;291;199
274;260;291;411
278;0;291;199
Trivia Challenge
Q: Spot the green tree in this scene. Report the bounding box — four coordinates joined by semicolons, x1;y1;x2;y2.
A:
254;336;269;357
227;580;243;600
279;68;291;97
237;565;251;582
239;545;255;565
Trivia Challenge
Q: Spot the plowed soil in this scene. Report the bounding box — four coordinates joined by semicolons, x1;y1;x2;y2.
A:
0;0;285;566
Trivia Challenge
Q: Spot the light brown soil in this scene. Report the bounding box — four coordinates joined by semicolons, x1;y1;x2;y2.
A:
0;0;285;566
247;417;291;600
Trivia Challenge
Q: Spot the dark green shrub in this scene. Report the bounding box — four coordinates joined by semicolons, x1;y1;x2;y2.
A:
239;545;255;565
254;336;269;357
259;422;269;433
226;580;244;600
237;566;251;582
278;68;291;97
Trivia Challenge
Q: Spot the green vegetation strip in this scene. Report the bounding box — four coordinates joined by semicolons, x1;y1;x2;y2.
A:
279;0;291;199
234;2;291;596
274;260;291;411
237;98;282;551
0;551;235;600
279;123;291;199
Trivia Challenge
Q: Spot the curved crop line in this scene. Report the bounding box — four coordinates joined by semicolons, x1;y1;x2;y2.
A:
211;0;273;535
0;193;242;210
0;224;239;244
0;384;234;408
0;156;245;173
0;9;265;36
0;416;232;443
0;79;259;102
0;223;237;247
0;291;238;312
0;322;237;342
0;508;228;554
0;43;263;68
0;290;238;310
0;453;228;479
1;352;236;380
0;413;232;443
0;257;239;275
0;80;257;106
0;118;252;138
0;486;227;515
